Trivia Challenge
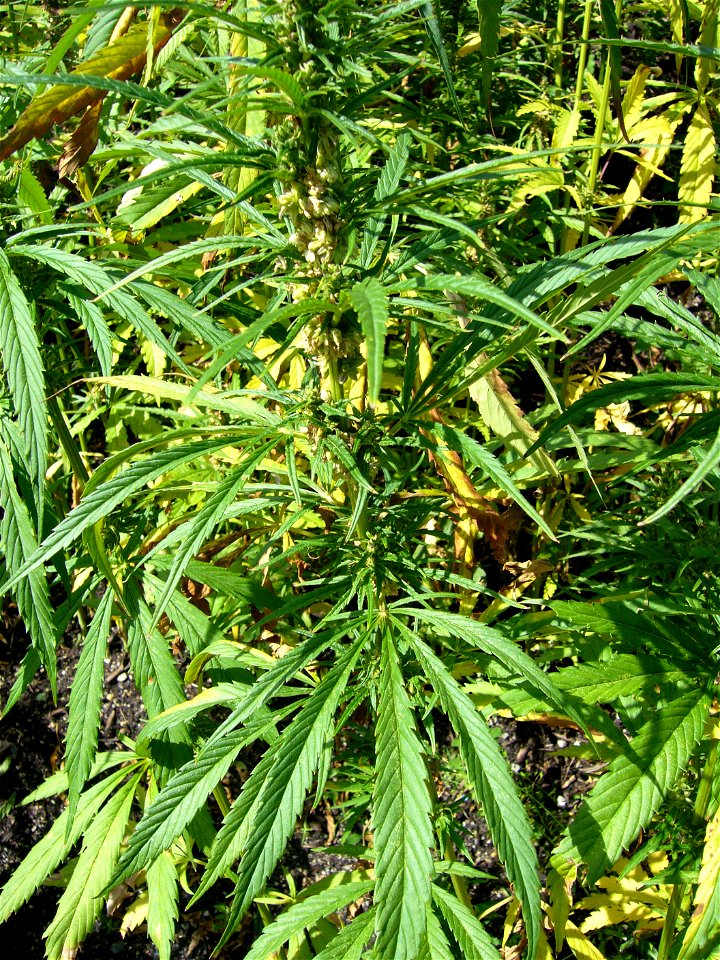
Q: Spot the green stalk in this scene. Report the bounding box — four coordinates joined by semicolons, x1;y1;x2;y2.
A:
553;0;567;89
572;0;595;115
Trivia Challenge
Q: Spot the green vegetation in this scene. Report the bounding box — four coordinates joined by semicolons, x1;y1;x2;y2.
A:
0;0;719;956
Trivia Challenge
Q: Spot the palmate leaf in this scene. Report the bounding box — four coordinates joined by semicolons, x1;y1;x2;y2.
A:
124;580;187;725
373;630;435;960
65;587;114;822
9;244;191;374
0;250;47;511
432;886;500;960
44;772;141;960
0;765;134;923
1;432;250;592
0;433;57;694
400;626;540;959
350;277;389;406
553;689;710;884
149;442;274;631
205;636;367;949
108;708;291;889
394;607;587;732
243;880;375;960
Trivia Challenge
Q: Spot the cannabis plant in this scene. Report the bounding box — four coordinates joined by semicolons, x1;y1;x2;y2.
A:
0;1;719;958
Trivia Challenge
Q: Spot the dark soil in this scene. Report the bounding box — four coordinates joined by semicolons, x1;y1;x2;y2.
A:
0;608;600;958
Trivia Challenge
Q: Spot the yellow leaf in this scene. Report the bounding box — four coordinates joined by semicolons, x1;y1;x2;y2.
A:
0;17;181;162
679;102;716;223
565;920;607;960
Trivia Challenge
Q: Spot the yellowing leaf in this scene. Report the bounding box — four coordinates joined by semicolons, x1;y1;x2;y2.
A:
679;102;716;223
58;101;102;178
565;920;607;960
0;18;181;162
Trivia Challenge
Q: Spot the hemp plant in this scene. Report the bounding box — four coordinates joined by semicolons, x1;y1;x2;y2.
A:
0;2;720;958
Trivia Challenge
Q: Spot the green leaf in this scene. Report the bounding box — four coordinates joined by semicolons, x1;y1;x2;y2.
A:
9;244;191;374
388;272;563;340
599;0;629;140
0;765;133;923
350;277;389;406
124;580;187;725
65;588;114;822
422;904;456;960
312;909;377;960
0;249;47;509
64;289;113;376
421;4;462;119
362;131;411;267
475;0;502;112
529;373;720;455
395;607;586;731
373;630;435;960
431;885;500;960
432;424;557;540
44;773;141;960
553;689;710;883
209;637;367;948
109;709;289;890
1;433;248;592
146;851;179;960
243;881;375;960
640;425;720;525
400;626;539;958
0;434;57;693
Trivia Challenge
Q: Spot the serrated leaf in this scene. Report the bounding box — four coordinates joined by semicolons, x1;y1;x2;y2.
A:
361;130;411;267
312;909;376;960
124;580;187;725
0;20;177;161
401;627;540;958
1;433;247;592
0;765;133;923
350;278;389;406
553;690;709;883
146;851;179;960
44;773;140;960
243;881;375;960
0;249;47;510
432;423;556;539
475;0;502;110
432;885;500;960
395;607;586;732
108;709;289;890
211;637;366;949
373;630;434;960
65;289;113;376
65;588;114;822
679;102;716;223
0;435;57;693
423;904;456;960
149;444;273;632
